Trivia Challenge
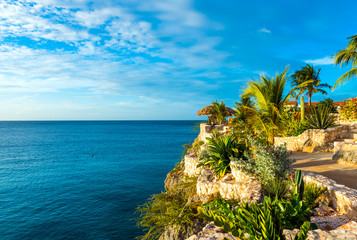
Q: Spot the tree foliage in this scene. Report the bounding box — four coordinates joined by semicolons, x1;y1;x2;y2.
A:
242;66;295;143
291;64;331;106
334;34;357;89
209;100;230;125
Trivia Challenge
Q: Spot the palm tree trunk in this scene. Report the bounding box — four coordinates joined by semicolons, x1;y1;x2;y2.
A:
308;93;312;106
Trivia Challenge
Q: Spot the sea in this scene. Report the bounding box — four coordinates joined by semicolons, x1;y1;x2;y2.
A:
0;121;200;240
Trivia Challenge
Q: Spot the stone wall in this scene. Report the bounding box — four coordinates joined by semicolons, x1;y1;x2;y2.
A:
303;171;357;217
196;166;261;203
184;153;202;177
333;148;357;167
334;142;357;153
336;119;357;127
197;123;230;143
186;222;357;240
274;125;349;152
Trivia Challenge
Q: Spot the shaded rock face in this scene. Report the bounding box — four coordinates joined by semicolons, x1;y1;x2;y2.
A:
164;164;185;191
159;219;207;240
164;172;184;191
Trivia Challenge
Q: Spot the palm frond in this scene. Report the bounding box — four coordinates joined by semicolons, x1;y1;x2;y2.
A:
333;67;357;90
333;34;357;90
334;49;357;66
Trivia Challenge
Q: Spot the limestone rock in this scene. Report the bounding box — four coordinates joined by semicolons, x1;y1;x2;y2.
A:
160;218;206;240
196;168;261;203
337;221;357;232
184;153;202;177
189;223;357;240
164;167;185;191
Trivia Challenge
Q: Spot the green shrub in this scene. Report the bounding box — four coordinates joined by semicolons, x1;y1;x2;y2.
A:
303;182;328;209
192;140;204;154
340;97;357;120
136;177;200;240
279;194;311;229
262;177;290;200
234;137;294;184
199;196;311;240
282;111;307;137
198;134;246;178
210;128;223;141
317;98;337;113
305;105;336;129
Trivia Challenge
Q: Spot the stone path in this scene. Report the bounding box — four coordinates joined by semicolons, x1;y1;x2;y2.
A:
291;152;357;189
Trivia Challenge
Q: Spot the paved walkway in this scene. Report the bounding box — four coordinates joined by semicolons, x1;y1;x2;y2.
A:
291;152;357;189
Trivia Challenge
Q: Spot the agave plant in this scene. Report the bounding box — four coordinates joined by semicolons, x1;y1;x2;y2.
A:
305;105;336;129
262;177;290;200
197;134;245;178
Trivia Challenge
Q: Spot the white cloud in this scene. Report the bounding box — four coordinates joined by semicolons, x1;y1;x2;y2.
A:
304;56;334;65
0;2;90;42
258;28;271;34
140;0;206;28
74;7;124;28
0;0;230;119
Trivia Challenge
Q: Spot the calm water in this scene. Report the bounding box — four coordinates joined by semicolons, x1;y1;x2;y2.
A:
0;121;199;239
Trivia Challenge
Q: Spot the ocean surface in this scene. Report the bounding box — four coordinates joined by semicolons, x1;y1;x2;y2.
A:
0;121;199;240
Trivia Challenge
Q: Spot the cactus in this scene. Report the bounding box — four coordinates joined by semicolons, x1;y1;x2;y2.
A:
301;96;305;121
294;170;305;201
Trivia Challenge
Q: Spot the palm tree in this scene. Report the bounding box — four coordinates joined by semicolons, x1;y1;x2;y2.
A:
291;64;331;106
209;100;229;125
232;95;256;135
333;34;357;90
243;66;294;143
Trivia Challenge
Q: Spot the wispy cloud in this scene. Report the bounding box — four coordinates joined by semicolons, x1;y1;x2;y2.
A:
0;0;231;119
258;28;271;34
304;56;334;65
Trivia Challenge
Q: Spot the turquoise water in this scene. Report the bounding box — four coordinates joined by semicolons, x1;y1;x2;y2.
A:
0;121;199;239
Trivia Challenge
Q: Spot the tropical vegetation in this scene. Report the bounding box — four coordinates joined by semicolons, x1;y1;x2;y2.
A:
198;170;328;239
136;176;200;240
198;133;246;178
199;196;311;240
305;105;337;129
303;182;328;209
209;100;231;125
339;97;357;120
136;34;357;240
232;137;294;184
291;64;331;106
334;34;357;89
241;67;296;143
231;95;256;137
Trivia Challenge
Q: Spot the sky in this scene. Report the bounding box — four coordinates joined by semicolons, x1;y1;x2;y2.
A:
0;0;356;120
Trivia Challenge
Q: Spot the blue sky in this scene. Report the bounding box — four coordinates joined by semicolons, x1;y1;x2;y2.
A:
0;0;356;120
